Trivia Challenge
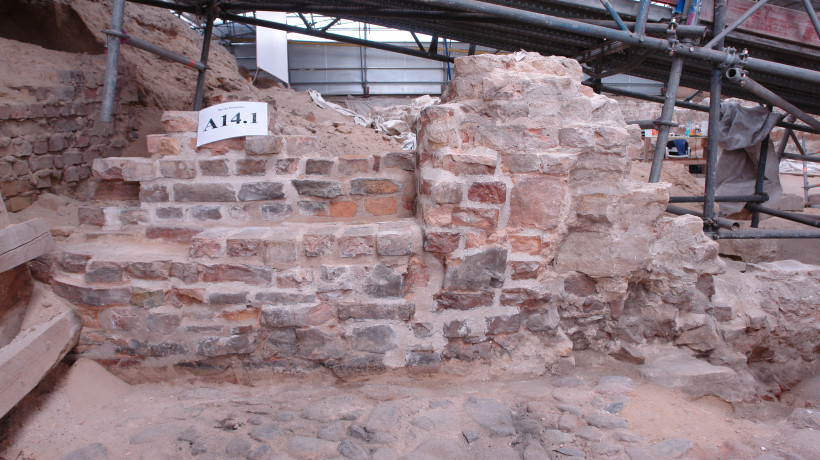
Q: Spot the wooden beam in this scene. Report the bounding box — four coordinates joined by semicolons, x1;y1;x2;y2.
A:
0;218;54;273
0;307;81;418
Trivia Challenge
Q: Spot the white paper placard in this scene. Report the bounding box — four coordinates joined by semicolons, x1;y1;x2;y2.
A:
197;101;268;147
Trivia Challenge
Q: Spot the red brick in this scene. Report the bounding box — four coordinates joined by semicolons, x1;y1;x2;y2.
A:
509;175;565;230
452;207;498;229
330;200;357;217
161;111;198;132
146;226;203;243
364;197;397;216
510;261;540;280
468;182;506;204
509;235;542;254
424;231;460;253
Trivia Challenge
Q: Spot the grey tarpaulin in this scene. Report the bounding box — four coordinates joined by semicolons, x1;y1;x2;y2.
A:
716;102;784;217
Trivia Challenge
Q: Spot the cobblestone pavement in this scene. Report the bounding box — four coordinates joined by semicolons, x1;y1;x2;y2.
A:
1;353;818;460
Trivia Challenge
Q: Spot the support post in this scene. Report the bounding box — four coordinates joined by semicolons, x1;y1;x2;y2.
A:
100;0;126;123
750;134;770;228
703;0;727;233
704;0;770;48
193;1;216;111
634;0;650;36
648;55;684;182
802;0;820;40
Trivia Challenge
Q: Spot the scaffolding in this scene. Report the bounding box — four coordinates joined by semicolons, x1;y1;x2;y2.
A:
99;0;820;239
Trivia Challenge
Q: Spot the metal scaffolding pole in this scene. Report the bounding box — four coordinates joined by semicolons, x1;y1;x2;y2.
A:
193;0;216;111
726;68;820;132
100;0;126;123
648;54;684;183
703;0;727;233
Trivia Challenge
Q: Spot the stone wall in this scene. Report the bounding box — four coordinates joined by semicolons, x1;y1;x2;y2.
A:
39;53;818;395
0;64;139;211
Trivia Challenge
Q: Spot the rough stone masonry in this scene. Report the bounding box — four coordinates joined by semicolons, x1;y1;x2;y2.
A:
43;53;820;398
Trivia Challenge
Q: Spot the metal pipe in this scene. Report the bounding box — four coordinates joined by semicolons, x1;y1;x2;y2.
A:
649;55;685;182
703;0;726;232
715;229;820;239
100;0;126;123
221;12;455;63
588;83;820;135
666;205;740;231
104;31;205;71
669;194;767;203
745;203;820;228
781;152;820;164
579;21;706;37
193;1;216;111
751;134;771;228
417;0;820;86
726;68;820;132
634;0;650;36
802;0;820;40
598;0;629;31
704;0;770;48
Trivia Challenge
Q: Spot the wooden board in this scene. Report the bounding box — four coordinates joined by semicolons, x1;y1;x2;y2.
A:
700;0;820;49
0;218;54;273
0;308;81;418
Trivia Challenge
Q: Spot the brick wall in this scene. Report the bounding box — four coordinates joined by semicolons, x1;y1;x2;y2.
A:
39;53;726;381
0;67;139;211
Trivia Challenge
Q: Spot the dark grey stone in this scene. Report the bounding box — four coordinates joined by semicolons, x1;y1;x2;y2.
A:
317;421;346;442
585;413;629;430
651;438;693;459
249;424;282;442
365;264;403;298
238;182;285;201
444;247;507;290
291;179;342;198
60;443;109;460
225;437;251;456
553;376;585;388
350;325;397;353
554;446;585;457
337;440;368;460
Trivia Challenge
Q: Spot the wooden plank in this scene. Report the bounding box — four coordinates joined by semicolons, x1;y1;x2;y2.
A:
0;219;54;272
0;308;81;418
700;0;820;48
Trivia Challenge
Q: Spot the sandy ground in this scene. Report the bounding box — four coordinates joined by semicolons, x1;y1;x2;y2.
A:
1;351;819;460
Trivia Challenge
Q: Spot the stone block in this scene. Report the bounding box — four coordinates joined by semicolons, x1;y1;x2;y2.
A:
435;291;494;310
207;292;249;304
85;261;123;283
264;234;298;264
78;207;105;226
261;304;332;328
246;135;285;155
275;158;298;174
297;200;328;216
146;135;182;156
350;325;397;353
442;154;496;176
338;302;415;321
199;159;229;176
376;222;413;256
92;158;157;181
236;158;267;176
126;261;171;280
140;184;169;203
146;312;182;334
161;111;198;132
467;182;506;204
510;261;540;280
486;315;521;335
53;280;130;307
159;160;196;179
306;159;334;175
191;205;222;221
59;252;91;273
366;264;404;298
452;207;498;229
339;225;376;258
500;288;550;309
338;156;369;175
255;291;317;306
350;178;400;195
201;264;273;285
423;205;453;227
130;287;165;308
424;231;460;253
365;198;398;216
238;182;285;201
155;207;183;220
261;202;294;220
277;267;314;289
406;351;441;373
509;235;541;255
383;152;415;171
170;262;200;283
303;228;336;257
226;228;269;257
173;183;236;202
292;180;342;198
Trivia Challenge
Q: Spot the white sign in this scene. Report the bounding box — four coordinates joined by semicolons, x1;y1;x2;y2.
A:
197;101;268;147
